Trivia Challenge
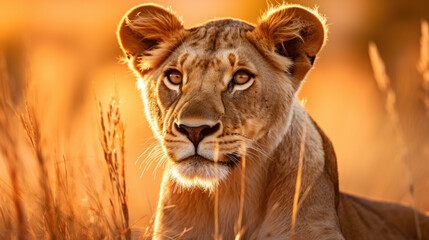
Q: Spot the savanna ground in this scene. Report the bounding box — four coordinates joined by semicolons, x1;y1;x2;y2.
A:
0;0;429;239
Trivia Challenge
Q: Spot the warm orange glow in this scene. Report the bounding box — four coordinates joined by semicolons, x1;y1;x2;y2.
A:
1;0;429;238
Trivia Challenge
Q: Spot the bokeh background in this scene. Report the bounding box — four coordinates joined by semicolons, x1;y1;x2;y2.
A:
1;0;429;230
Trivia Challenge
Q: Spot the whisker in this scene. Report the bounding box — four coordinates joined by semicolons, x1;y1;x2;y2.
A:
139;144;162;169
142;150;164;174
135;140;160;166
241;143;272;161
140;147;165;177
153;156;168;177
236;149;259;165
152;160;167;179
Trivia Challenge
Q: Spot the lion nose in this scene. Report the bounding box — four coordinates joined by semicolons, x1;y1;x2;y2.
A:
175;123;221;148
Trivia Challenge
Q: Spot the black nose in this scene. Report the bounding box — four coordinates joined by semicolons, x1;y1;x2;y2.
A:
175;123;220;147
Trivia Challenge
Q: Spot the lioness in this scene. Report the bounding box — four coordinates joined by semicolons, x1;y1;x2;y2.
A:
117;3;429;239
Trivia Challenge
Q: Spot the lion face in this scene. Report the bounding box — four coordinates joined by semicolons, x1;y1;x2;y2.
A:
144;25;296;186
117;4;326;189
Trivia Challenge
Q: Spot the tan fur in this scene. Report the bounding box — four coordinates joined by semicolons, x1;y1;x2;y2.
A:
117;3;429;239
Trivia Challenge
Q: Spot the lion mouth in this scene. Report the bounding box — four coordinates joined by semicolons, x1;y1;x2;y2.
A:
169;153;241;189
178;154;240;168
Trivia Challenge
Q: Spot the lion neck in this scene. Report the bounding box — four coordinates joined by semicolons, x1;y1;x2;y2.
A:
157;99;326;238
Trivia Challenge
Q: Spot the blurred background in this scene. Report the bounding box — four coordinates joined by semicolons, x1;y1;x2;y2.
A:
1;0;429;231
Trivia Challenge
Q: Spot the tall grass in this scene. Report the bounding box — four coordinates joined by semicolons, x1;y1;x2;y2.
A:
368;19;429;240
0;54;26;240
369;42;422;240
0;53;133;239
98;97;130;240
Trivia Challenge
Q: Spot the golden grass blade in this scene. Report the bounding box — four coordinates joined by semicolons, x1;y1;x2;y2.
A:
235;143;247;240
289;99;308;240
214;141;220;240
369;42;422;240
97;96;131;240
369;43;390;92
20;102;61;239
418;20;429;118
418;20;429;73
0;54;27;240
369;42;403;146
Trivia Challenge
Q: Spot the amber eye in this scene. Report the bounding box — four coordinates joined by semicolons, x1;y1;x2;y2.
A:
233;70;252;85
166;70;183;85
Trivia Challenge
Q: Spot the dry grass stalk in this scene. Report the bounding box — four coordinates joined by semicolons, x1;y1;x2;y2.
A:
20;103;55;238
234;144;246;240
20;102;71;239
418;20;429;118
235;144;246;240
0;51;137;239
2;52;71;239
289;102;307;240
98;97;130;240
137;214;156;240
0;54;26;240
369;42;422;240
214;180;220;240
213;142;220;240
16;89;114;239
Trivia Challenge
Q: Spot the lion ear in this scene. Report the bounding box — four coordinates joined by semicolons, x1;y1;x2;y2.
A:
117;4;184;58
253;5;327;82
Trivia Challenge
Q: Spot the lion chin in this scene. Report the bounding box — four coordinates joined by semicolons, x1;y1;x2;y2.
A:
169;155;233;191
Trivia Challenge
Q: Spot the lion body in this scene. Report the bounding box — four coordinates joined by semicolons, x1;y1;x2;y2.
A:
155;102;343;239
338;193;429;239
117;3;429;239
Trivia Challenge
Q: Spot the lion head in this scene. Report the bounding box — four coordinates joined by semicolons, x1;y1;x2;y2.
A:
117;4;326;190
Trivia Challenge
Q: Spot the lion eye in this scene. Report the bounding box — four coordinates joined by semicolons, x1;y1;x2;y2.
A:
166;70;183;85
233;70;252;85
